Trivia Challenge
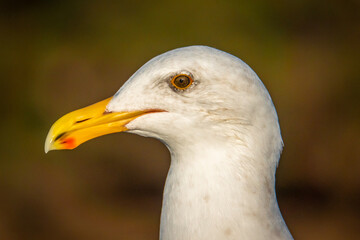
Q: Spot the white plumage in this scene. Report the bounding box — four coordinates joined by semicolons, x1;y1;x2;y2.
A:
106;46;293;240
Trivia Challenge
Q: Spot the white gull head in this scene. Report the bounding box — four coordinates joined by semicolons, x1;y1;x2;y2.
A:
106;46;293;240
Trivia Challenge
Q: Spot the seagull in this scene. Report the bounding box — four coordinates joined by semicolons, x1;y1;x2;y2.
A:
45;46;293;240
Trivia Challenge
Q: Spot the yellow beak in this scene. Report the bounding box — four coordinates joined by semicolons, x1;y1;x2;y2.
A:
44;97;162;153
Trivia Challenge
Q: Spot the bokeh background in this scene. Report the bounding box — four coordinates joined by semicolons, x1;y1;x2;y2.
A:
1;0;359;239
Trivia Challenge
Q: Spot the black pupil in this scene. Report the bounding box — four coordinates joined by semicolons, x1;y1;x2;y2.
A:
175;76;190;88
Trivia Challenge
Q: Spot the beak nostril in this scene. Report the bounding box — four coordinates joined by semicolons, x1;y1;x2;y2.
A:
75;118;91;124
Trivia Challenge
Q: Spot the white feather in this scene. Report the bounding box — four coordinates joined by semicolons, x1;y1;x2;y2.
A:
107;46;292;240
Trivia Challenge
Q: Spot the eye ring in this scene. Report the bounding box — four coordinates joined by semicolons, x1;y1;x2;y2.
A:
170;74;193;90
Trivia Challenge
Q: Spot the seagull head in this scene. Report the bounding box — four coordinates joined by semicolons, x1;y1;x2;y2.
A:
45;46;282;165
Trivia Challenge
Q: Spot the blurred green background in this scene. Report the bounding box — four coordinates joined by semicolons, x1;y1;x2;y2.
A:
1;0;359;239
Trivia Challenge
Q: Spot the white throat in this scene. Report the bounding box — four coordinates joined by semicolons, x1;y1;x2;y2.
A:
159;137;292;240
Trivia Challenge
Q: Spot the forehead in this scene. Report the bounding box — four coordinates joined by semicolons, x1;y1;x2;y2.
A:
114;46;257;99
108;46;262;113
135;46;245;82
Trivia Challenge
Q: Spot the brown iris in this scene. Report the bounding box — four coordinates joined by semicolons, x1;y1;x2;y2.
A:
171;74;193;90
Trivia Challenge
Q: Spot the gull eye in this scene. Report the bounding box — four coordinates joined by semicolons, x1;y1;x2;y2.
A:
171;74;193;90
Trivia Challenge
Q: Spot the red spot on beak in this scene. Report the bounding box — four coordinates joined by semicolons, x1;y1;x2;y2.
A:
61;137;76;149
